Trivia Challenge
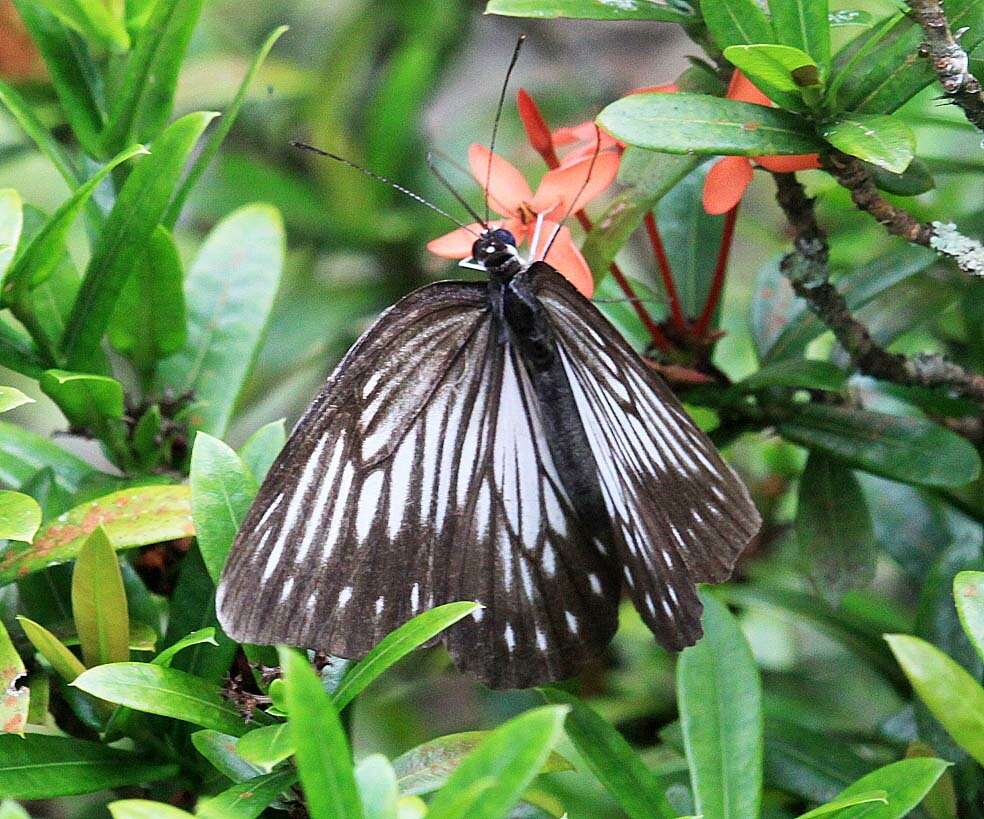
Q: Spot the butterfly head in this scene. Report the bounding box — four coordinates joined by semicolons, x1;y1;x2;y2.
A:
461;227;522;279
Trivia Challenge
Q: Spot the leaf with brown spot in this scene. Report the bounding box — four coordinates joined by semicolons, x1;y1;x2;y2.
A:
0;619;28;736
0;485;193;584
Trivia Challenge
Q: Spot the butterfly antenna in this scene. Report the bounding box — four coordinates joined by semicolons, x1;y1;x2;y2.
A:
291;141;478;234
484;34;527;224
426;152;487;228
541;124;602;260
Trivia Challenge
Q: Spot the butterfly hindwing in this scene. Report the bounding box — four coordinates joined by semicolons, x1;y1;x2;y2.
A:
217;280;619;688
531;263;762;649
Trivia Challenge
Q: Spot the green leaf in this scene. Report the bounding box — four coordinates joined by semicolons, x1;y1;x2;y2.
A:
1;485;193;584
156;204;285;437
152;627;217;667
333;602;481;710
392;731;573;797
107;225;186;375
0;800;30;818
0;620;28;736
71;527;129;667
0;79;81;189
237;722;294;768
0;324;46;380
827;757;951;818
71;662;249;736
16;616;86;682
191;729;264;782
195;769;298;819
598;93;820;156
109;801;194;819
102;0;206;151
0;387;34;414
0;491;42;542
769;0;830;69
868;158;934;196
538;688;676;819
678;590;762;819
60;111;217;370
10;1;105;156
426;705;569;819
0;190;21;280
822;116;915;174
701;0;773;49
32;0;130;51
581;148;699;284
189;433;256;584
778;404;981;488
280;647;363;819
797;790;888;817
738;359;847;392
723;44;820;111
40;369;125;436
0;734;178;798
954;571;984;661
796;452;876;599
238;420;286;483
886;634;984;766
356;755;399;819
484;0;694;23
164;25;289;227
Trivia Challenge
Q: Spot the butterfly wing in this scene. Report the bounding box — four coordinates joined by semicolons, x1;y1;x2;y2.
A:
216;280;619;689
530;263;762;649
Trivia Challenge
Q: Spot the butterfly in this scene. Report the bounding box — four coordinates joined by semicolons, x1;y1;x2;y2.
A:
216;210;762;687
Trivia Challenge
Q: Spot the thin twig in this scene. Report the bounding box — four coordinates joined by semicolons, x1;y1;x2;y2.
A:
909;0;984;133
694;203;739;339
644;211;688;335
823;150;984;277
772;171;984;405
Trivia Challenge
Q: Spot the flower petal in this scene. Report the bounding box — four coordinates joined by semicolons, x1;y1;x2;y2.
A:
703;155;753;215
468;143;533;216
755;153;821;172
531;151;620;217
426;223;485;259
517;88;555;158
629;82;678;95
727;70;773;107
539;221;594;298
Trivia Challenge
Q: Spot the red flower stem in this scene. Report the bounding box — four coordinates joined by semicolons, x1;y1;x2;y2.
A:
694;202;739;340
643;211;687;335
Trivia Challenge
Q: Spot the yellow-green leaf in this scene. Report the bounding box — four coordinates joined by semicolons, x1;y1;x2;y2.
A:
0;491;41;543
16;616;86;683
71;527;130;667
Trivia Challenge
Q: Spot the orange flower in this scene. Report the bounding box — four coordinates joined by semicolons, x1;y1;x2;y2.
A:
703;71;820;215
426;143;618;298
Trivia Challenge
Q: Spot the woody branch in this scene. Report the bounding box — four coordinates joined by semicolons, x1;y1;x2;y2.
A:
771;170;984;407
908;0;984;133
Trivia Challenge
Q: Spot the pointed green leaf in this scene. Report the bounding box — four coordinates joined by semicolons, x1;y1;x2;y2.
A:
109;801;194;819
280;647;363;819
40;370;125;438
678;590;762;819
156;204;285;436
0;491;41;543
1;485;193;584
954;571;984;660
598;93;820;156
797;790;888;817
778;404;980;488
236;722;293;768
195;769;298;819
333;602;481;710
191;730;264;782
0;80;81;189
152;627;217;667
738;359;847;392
61;111;217;370
885;634;984;766
537;688;676;819
72;662;249;736
357;755;399;819
769;0;830;69
0;620;28;736
822;116;915;174
0;735;178;798
826;757;951;818
701;0;774;49
189;432;256;584
16;616;86;682
107;225;186;374
71;527;130;667
238;420;286;483
392;731;573;797
0;388;32;414
426;705;569;819
31;0;129;51
0;420;96;493
723;44;818;111
484;0;693;23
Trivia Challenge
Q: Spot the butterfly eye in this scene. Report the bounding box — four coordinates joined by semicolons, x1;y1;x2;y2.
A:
491;228;516;247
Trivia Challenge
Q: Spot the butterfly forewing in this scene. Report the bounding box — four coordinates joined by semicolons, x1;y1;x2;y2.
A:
532;264;762;648
217;281;619;689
